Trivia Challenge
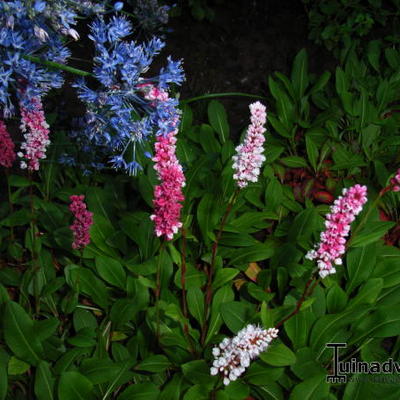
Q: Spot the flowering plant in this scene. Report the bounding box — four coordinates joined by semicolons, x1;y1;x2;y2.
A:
1;5;400;398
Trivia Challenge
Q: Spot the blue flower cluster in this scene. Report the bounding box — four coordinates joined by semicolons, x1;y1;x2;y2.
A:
0;0;106;116
72;16;184;175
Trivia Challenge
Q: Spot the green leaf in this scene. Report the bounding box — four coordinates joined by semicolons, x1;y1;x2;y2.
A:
118;383;160;400
289;374;329;399
90;215;119;258
208;100;229;143
228;243;274;267
73;309;97;332
305;135;318;171
245;361;284;385
310;307;369;356
58;371;94;400
34;318;59;341
159;374;183;400
197;193;220;244
174;263;206;289
0;350;8;400
220;301;251;333
95;256;126;289
350;221;395;248
280;156;308;168
268;114;291;138
346;244;377;293
260;343;296;366
253;382;284;400
8;356;30;375
212;268;239;290
35;361;55;400
183;384;211;400
8;175;33;187
80;358;121;385
261;301;275;328
135;355;170;373
3;301;43;365
265;178;283;210
288;207;320;242
290;348;325;380
291;48;309;99
308;71;331;96
182;360;214;385
110;298;141;326
285;311;312;349
205;285;235;344
326;284;348;313
221;381;249;400
335;67;348;94
68;266;110;309
367;40;381;72
187;288;205;326
0;209;32;227
349;278;383;308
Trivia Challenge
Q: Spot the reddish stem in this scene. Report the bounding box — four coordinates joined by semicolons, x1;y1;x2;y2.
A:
201;189;240;345
275;273;318;328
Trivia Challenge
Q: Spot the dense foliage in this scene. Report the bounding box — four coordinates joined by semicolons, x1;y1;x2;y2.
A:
1;1;400;399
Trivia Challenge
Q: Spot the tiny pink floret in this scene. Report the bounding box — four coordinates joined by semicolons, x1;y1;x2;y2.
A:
144;85;185;241
0;120;16;168
69;195;93;250
306;184;368;278
232;101;267;188
18;97;50;171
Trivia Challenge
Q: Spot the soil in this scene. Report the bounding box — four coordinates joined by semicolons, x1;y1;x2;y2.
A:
163;0;335;131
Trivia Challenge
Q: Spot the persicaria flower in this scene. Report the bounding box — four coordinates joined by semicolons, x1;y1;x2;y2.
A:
0;120;16;168
145;85;185;241
390;169;400;192
306;184;368;278
69;195;93;250
18;97;50;171
232;102;267;188
210;324;279;386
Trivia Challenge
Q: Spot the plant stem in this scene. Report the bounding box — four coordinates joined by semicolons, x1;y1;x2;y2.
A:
275;272;319;328
201;188;240;346
180;228;197;355
155;242;165;340
23;55;93;77
5;169;15;241
180;92;267;105
28;172;41;314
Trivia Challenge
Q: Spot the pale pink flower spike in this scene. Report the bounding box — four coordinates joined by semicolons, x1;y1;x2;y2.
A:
306;184;368;278
232;101;267;188
18;97;50;171
210;324;279;386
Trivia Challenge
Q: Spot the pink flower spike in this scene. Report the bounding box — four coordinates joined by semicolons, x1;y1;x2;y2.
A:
144;85;185;241
69;195;93;250
306;184;368;278
18;97;50;171
210;324;279;386
0;120;16;168
232;101;267;188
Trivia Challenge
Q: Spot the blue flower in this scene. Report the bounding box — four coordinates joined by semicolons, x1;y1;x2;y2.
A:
114;2;124;12
71;16;184;175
